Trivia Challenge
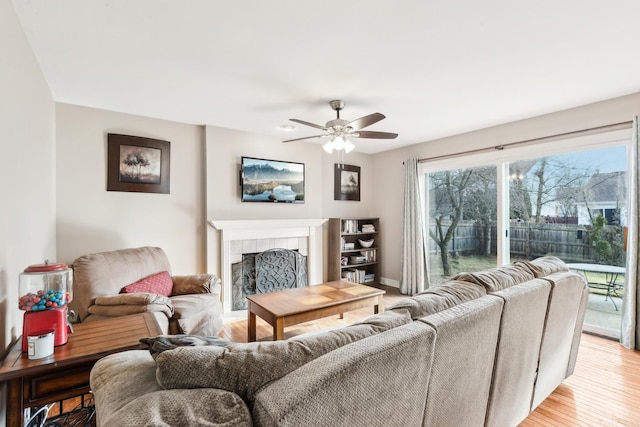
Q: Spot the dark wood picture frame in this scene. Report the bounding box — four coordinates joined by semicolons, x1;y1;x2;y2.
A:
107;133;170;194
334;164;361;201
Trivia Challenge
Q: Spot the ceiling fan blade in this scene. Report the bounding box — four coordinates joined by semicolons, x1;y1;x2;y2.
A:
346;113;385;130
354;130;398;139
282;134;326;143
289;119;326;130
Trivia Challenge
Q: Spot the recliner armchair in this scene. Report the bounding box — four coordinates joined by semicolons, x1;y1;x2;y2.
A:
71;246;223;336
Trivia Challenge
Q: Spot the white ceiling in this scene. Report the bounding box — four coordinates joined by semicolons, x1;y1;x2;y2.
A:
12;0;640;154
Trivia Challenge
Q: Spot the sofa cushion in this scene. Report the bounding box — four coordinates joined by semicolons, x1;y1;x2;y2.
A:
107;389;252;427
167;293;223;335
88;293;174;318
121;271;173;296
484;280;551;427
531;271;587;409
453;263;534;291
419;296;504;427
155;310;411;402
387;280;485;319
252;321;437;427
518;255;569;278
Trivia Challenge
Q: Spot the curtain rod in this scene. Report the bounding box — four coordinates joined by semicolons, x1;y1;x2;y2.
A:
417;120;633;163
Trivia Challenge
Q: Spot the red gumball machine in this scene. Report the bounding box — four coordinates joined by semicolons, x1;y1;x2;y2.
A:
19;261;73;352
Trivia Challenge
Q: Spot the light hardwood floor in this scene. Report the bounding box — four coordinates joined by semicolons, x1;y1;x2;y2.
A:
219;285;640;426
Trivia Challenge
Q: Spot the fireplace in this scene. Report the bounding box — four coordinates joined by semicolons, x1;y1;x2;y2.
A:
208;219;326;313
231;248;307;310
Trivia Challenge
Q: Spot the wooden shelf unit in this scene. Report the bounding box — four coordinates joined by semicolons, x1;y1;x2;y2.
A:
328;218;380;286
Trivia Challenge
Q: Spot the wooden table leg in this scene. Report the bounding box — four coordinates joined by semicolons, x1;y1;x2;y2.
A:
7;377;23;427
248;308;257;342
274;317;285;341
375;295;384;314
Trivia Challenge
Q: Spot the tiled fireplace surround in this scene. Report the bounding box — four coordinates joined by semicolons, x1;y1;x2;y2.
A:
208;219;326;317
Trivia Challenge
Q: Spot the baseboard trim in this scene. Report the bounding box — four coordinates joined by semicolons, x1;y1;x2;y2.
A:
379;277;399;288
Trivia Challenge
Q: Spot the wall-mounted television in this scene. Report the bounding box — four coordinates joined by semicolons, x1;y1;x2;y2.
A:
240;156;305;203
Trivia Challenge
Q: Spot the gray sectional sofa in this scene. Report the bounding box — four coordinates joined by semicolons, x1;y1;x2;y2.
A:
89;256;588;427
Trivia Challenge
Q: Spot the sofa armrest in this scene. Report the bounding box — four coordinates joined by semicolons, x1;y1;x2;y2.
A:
87;293;174;318
91;350;162;425
171;274;221;298
91;350;252;427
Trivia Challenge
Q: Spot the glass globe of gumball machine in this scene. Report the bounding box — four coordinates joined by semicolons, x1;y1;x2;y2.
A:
19;261;73;353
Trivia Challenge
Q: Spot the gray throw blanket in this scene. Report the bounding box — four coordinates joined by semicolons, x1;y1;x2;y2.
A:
140;334;230;359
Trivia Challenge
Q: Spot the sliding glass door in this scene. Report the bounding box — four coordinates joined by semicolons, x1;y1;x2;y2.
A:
424;134;629;338
427;165;498;284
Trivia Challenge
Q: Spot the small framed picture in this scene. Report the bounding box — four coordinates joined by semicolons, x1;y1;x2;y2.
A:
334;164;360;201
107;134;170;194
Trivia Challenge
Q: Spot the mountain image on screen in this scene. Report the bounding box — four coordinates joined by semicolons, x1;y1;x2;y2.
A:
242;160;304;203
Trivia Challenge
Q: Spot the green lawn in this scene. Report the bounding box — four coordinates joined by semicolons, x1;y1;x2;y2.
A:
428;254;497;286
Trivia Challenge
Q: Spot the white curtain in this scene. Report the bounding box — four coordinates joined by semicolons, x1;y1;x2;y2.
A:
400;158;428;295
621;116;640;350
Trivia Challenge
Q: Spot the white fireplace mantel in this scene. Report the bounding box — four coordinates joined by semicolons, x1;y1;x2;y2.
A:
209;218;327;312
209;219;326;240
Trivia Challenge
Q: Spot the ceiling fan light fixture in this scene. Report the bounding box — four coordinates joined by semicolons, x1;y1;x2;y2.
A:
344;139;355;153
333;135;346;150
322;140;334;154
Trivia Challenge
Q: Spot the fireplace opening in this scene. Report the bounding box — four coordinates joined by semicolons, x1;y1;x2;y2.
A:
231;248;308;311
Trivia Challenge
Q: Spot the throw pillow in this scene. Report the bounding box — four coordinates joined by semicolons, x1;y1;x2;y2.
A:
155;310;411;402
121;271;173;297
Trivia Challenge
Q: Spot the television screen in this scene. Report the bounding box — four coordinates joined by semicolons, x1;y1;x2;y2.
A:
241;157;305;203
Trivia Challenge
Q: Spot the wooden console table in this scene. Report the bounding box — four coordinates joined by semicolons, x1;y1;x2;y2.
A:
0;313;161;427
246;280;385;341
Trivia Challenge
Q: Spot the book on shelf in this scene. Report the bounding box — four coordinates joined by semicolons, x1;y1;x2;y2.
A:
342;219;358;234
342;268;367;284
361;224;376;233
359;249;377;262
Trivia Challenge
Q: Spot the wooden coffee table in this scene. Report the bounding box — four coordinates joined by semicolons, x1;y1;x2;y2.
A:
0;312;161;427
246;280;385;341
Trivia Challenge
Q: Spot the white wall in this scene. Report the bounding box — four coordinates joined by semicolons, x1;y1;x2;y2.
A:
56;104;207;274
0;0;55;352
373;91;640;284
0;0;55;418
204;125;374;280
55;111;375;289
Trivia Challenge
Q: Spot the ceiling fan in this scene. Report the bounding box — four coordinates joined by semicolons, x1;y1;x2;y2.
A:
283;100;398;153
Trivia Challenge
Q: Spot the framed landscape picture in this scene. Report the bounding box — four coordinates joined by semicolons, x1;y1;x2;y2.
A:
107;133;170;194
334;164;360;201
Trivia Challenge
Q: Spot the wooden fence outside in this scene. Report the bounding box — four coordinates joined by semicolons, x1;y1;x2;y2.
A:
428;220;624;264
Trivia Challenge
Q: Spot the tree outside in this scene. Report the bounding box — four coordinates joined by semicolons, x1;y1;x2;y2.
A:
427;147;627;282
